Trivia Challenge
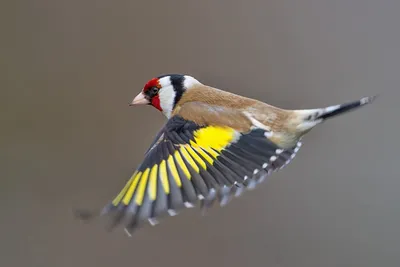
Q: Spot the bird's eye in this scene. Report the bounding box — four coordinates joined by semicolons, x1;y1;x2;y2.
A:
149;87;159;96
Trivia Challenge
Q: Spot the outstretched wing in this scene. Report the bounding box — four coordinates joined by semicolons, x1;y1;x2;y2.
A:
98;103;303;234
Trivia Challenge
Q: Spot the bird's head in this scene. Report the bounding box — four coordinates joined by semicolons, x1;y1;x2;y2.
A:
130;74;201;118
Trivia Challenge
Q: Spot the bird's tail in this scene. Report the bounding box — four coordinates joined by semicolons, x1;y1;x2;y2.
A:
293;95;378;133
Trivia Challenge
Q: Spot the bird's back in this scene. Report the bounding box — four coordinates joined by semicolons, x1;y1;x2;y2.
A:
175;84;292;135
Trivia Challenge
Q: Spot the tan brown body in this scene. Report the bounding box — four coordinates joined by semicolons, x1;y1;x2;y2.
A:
173;84;302;148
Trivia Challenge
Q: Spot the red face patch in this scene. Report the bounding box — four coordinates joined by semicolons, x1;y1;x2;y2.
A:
142;77;162;111
143;78;161;92
151;95;162;111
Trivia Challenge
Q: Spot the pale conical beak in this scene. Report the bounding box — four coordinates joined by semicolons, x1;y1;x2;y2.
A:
130;92;149;106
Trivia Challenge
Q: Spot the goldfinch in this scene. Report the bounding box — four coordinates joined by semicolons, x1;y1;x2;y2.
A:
76;74;377;235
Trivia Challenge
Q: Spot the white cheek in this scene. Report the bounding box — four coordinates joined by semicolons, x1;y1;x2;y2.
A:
158;86;176;118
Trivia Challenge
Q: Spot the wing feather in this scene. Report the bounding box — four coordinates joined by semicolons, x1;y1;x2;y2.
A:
84;104;304;234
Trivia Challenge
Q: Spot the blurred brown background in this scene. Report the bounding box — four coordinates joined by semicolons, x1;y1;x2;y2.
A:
1;0;399;266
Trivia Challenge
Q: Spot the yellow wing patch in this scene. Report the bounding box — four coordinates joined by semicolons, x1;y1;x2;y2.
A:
135;168;150;205
159;160;170;194
121;171;142;205
184;145;206;170
190;142;215;163
110;126;240;209
193;126;237;152
167;155;181;187
148;164;158;200
179;146;199;173
174;150;191;179
111;171;136;206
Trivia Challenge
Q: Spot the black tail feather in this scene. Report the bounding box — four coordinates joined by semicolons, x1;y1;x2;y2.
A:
317;95;378;121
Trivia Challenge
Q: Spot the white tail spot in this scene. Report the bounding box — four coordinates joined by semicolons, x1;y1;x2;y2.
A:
324;104;341;113
360;96;373;105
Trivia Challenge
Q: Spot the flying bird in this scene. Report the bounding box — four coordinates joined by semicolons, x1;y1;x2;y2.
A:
76;74;377;235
